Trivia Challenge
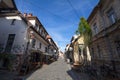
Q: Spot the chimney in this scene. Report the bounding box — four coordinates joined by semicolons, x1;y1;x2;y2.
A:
46;35;51;39
28;13;33;17
23;13;27;17
46;35;51;43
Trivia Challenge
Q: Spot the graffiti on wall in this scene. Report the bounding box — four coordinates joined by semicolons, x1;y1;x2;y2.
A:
12;44;25;54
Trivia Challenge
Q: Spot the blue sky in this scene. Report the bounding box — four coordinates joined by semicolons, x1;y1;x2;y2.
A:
15;0;99;52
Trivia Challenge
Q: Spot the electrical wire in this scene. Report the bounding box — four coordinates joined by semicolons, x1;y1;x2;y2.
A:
66;0;80;19
24;0;78;25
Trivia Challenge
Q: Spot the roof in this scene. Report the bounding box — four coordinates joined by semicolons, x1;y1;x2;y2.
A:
87;0;103;23
71;34;80;43
26;16;49;34
26;15;58;50
87;6;99;23
0;0;17;10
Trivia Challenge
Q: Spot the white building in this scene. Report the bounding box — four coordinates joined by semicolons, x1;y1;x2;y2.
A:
0;0;29;70
0;0;58;71
25;14;58;64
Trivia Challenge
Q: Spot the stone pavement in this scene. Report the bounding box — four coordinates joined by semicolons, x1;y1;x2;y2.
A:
0;70;18;80
0;58;91;80
24;58;90;80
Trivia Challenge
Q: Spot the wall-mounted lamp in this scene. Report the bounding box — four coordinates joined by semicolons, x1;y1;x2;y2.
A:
69;47;73;51
54;50;56;53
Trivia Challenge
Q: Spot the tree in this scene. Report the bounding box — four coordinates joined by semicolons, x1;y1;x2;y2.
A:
76;17;92;64
76;17;92;47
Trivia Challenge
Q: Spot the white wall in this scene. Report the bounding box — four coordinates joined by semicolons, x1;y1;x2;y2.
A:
29;20;35;26
35;36;48;53
28;19;49;53
0;16;28;54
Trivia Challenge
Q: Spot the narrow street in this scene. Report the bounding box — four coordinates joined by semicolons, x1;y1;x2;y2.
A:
0;0;120;80
24;58;90;80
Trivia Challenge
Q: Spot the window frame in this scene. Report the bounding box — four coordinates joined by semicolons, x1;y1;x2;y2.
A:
92;23;98;35
31;39;36;48
5;34;15;52
39;43;42;49
107;8;117;24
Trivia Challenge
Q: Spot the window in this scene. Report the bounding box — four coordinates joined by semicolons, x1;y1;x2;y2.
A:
45;33;47;38
5;34;15;52
78;44;84;55
39;28;42;34
115;41;120;57
45;47;48;52
41;30;43;36
107;8;116;24
93;23;98;35
31;53;41;62
39;43;42;49
37;26;39;32
31;39;36;48
97;45;101;58
34;23;38;30
51;49;53;52
42;31;45;38
11;19;16;25
91;48;94;58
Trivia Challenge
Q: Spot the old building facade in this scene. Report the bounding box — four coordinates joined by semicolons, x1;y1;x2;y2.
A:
88;0;120;74
24;14;58;68
0;0;28;70
0;0;58;71
65;34;91;70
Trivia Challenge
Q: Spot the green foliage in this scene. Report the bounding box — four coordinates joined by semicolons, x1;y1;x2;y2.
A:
76;17;92;47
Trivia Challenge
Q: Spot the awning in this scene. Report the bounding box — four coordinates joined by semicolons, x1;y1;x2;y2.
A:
29;49;43;54
29;49;53;56
0;0;17;10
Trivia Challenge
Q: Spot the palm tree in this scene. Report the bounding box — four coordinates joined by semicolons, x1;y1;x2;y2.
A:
76;17;92;65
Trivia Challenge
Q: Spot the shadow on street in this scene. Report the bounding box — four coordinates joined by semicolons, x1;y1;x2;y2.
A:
67;69;90;80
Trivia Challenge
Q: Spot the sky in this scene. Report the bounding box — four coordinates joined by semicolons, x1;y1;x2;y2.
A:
15;0;99;52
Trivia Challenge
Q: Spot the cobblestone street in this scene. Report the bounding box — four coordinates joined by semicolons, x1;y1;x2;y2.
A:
24;58;90;80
